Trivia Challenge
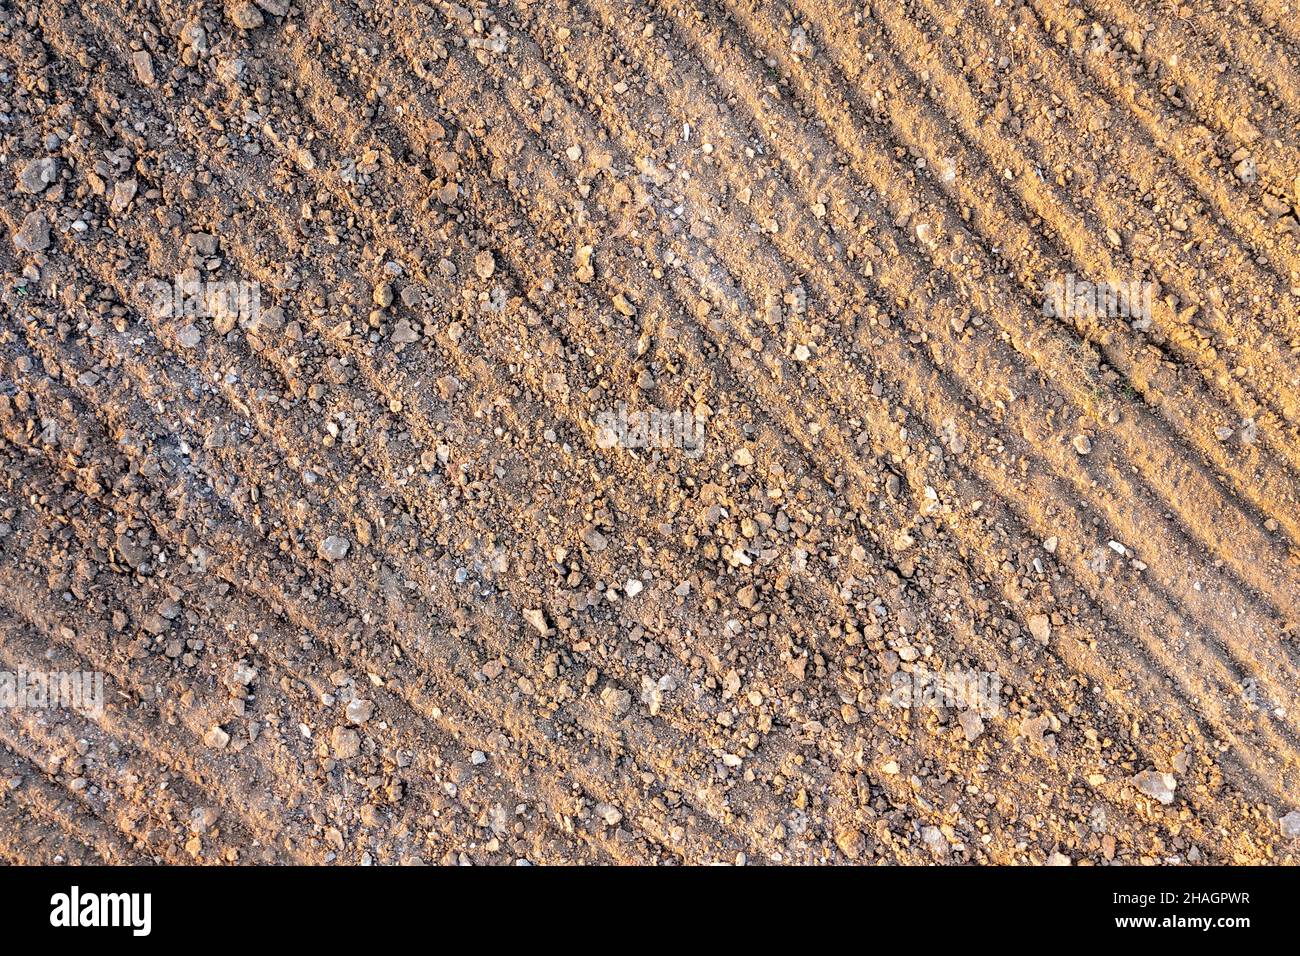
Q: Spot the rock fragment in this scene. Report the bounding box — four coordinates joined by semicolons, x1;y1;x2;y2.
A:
391;318;419;344
331;727;361;760
1133;770;1176;805
957;709;984;742
346;698;374;725
229;2;265;29
13;211;50;253
17;158;57;194
523;608;550;635
1027;614;1051;645
1281;811;1300;839
319;535;350;562
132;50;156;86
612;292;637;316
110;178;138;214
600;685;632;718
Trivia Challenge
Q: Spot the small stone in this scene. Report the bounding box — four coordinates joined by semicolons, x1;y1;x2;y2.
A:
204;726;231;750
624;578;643;597
110;178;138;214
181;23;209;51
346;698;374;725
957;709;984;742
229;2;265;29
523;607;550;635
319;535;350;562
880;759;900;776
1133;770;1176;805
13;211;50;253
132;50;156;86
574;245;594;282
835;827;865;860
640;675;674;716
601;685;632;718
1232;116;1261;144
1072;434;1092;455
331;727;361;760
1280;811;1300;839
1262;193;1290;217
1028;614;1051;645
177;324;202;348
436;375;461;400
582;527;608;552
189;807;221;834
474;250;496;280
254;306;284;332
790;25;813;55
17;158;57;194
1020;715;1054;753
116;532;148;568
391;318;419;344
733;447;754;467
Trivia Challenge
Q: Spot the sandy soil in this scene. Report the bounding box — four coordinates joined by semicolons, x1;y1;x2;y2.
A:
0;0;1298;865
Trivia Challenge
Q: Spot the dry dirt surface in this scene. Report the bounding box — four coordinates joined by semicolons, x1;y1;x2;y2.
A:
0;0;1298;867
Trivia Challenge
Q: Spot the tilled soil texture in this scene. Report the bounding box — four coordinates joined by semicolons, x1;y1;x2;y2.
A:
1;0;1299;866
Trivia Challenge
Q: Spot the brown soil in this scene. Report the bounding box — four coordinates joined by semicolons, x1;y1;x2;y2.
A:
0;0;1298;864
